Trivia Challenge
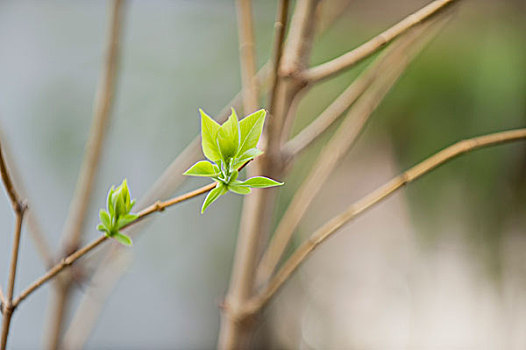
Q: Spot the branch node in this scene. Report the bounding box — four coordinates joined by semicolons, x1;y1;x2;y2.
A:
154;200;165;212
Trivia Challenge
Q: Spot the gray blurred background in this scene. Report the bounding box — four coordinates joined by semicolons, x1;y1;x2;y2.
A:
0;0;525;348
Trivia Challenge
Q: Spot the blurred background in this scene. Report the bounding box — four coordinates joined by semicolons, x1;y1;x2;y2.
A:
0;0;525;348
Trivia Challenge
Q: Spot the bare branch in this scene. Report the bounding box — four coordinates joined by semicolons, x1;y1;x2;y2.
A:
246;128;526;315
13;235;107;310
0;126;54;267
61;0;126;250
283;43;397;158
0;289;5;313
256;21;443;286
268;0;290;115
62;253;131;348
236;0;259;113
302;0;458;83
0;207;27;349
0;138;23;212
0;138;28;348
12;179;220;309
61;61;273;350
219;1;321;348
47;1;126;346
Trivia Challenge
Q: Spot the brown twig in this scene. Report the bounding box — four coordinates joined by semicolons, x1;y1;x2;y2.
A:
0;139;27;349
0;289;5;313
268;0;290;116
0;140;23;213
245;128;526;316
1;207;27;350
283;38;404;159
0;126;54;268
12;180;219;310
302;0;458;83
219;1;321;348
257;17;449;284
255;24;436;287
61;61;273;350
236;0;259;114
47;0;126;347
60;0;125;251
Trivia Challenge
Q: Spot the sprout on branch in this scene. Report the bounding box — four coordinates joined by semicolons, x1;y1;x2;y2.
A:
97;179;138;246
184;108;283;213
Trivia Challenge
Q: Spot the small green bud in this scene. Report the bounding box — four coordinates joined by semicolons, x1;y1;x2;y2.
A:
97;179;137;247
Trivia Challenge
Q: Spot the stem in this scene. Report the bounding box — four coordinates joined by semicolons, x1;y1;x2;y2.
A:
283;38;401;158
256;29;427;287
268;0;290;116
12;178;227;310
60;0;125;251
0;137;27;350
0;125;54;267
236;0;259;114
245;128;526;315
61;62;274;350
218;1;320;348
48;1;126;347
302;0;458;83
13;236;107;309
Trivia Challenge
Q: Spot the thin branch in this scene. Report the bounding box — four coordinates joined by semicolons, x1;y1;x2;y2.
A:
0;139;27;349
219;1;321;348
63;6;346;347
48;1;126;347
0;126;54;267
1;209;27;350
284;38;405;158
256;21;442;286
12;181;218;309
0;289;5;313
60;62;273;350
236;0;259;113
246;128;526;315
62;253;132;349
13;235;107;310
302;0;458;83
0;139;23;212
268;0;290;115
61;0;125;251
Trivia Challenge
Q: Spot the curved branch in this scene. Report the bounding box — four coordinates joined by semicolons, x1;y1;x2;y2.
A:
255;21;440;286
245;128;526;315
302;0;458;83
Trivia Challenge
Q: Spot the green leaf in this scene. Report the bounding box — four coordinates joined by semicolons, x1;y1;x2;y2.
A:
232;148;264;169
216;110;240;161
201;183;226;213
97;224;109;234
113;191;126;218
200;109;222;161
228;184;251;195
229;170;239;183
241;176;284;188
107;186;115;217
184;160;221;177
238;109;265;157
113;232;133;246
122;178;130;208
99;210;111;229
117;214;138;230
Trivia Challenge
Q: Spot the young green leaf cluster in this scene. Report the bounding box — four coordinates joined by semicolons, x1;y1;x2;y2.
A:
184;108;283;213
97;179;138;246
